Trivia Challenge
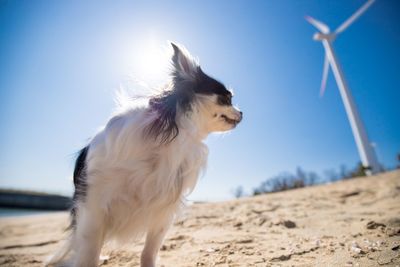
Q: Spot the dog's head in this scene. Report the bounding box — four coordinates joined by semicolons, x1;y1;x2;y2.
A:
147;43;242;143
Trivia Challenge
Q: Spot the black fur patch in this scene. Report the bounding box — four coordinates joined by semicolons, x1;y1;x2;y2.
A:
146;91;183;144
195;68;231;97
145;63;231;144
69;145;89;229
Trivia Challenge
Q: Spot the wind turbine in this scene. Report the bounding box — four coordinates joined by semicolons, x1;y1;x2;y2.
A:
306;0;380;175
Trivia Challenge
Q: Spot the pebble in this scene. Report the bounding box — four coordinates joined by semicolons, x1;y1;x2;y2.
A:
283;220;297;228
234;222;243;227
366;221;386;229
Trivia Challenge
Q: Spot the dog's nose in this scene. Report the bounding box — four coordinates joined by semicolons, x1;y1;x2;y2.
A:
238;111;243;122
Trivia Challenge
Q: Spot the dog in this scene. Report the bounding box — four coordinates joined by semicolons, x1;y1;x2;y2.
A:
47;42;242;267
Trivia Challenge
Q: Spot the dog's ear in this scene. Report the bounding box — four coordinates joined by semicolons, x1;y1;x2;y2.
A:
170;42;199;80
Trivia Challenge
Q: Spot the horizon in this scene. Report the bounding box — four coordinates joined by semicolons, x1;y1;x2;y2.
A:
1;0;399;201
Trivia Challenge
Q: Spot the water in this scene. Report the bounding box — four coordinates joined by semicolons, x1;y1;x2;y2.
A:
0;208;53;218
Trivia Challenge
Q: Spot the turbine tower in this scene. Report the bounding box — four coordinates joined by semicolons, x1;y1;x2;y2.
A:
306;0;380;175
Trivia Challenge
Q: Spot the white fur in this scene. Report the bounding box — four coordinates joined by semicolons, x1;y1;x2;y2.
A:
47;43;241;267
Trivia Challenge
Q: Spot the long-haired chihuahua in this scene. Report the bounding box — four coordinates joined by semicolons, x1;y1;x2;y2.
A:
48;42;242;267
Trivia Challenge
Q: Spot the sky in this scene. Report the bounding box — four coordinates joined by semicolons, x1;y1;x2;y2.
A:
0;0;399;201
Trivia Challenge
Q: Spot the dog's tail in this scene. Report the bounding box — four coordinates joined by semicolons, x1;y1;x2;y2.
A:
46;146;89;266
45;234;74;266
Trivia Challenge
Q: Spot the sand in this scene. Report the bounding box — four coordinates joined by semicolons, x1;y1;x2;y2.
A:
1;170;399;267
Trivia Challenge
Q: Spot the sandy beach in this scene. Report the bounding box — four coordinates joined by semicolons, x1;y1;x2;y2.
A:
0;170;399;266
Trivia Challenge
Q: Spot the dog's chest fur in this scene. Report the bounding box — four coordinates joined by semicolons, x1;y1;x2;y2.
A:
84;107;208;242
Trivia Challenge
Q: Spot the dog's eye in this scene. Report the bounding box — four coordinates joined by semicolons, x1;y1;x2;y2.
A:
218;95;232;106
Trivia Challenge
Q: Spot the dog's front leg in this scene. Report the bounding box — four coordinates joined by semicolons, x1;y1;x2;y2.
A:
140;215;173;267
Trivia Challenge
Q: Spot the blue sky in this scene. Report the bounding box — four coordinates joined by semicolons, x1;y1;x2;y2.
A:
1;0;399;201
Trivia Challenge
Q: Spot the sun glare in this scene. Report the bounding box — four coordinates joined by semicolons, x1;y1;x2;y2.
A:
135;40;170;84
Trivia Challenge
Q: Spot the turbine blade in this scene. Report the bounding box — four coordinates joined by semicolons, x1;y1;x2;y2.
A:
335;0;375;34
320;55;329;97
305;15;330;34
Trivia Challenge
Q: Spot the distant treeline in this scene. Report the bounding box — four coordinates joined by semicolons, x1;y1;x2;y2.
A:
0;189;71;210
233;162;394;198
